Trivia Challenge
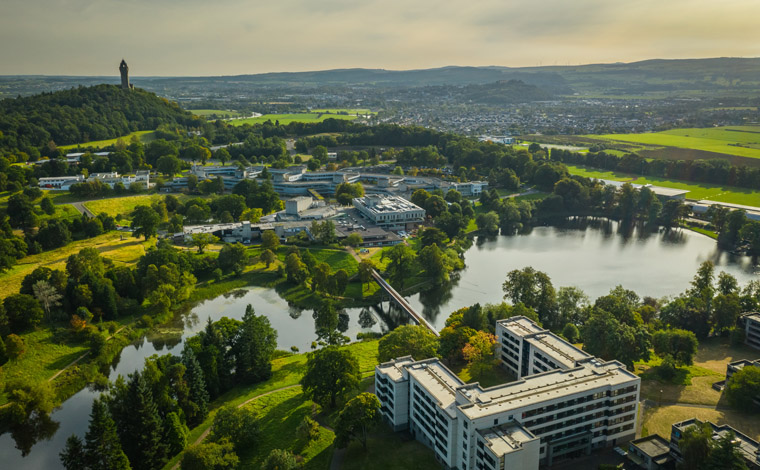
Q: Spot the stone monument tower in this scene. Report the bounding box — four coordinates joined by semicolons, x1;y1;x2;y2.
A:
119;59;131;90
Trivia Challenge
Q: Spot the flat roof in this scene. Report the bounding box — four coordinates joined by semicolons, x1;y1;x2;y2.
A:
743;313;760;323
376;356;416;381
498;316;544;337
526;332;592;368
406;360;464;415
479;422;536;456
631;435;671;458
353;195;423;215
460;360;638;420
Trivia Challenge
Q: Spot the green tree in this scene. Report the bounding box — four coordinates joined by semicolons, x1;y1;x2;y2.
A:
334;393;381;450
378;325;439;362
84;398;131;470
60;435;87;470
190;233;219;254
582;309;651;369
113;372;167;470
181;440;238;470
678;421;714;470
232;304;277;383
358;259;375;292
211;405;260;452
40;196;56;215
157;154;182;176
712;293;742;335
217;243;248;275
438;325;477;363
131;205;161;240
32;279;62;322
476;211;500;235
262;449;299;470
706;431;750;470
5;333;25;359
335;182;365;205
4;293;44;332
182;346;210;427
562;323;580;343
462;331;497;376
342;232;363;247
301;346;360;408
285;252;309;285
261;230;280;252
382;244;417;289
502;267;557;329
424;195;447;218
652;329;699;366
259;248;276;268
411;188;430;208
420;227;447;247
418;243;449;284
725;365;760;412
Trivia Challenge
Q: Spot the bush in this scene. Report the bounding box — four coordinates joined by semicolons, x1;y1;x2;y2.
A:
90;333;106;355
212;268;223;282
262;449;299;470
297;416;320;443
5;334;25;359
356;332;382;341
139;314;154;328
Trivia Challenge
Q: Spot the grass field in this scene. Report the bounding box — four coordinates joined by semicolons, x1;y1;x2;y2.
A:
83;194;163;219
310;108;376;115
340;425;440;470
589;126;760;160
189;109;243;118
0;232;153;297
642;405;760;441
229;113;358;126
59;130;156;150
567;164;760;206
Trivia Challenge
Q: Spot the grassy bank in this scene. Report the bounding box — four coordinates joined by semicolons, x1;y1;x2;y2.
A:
59;130;156;150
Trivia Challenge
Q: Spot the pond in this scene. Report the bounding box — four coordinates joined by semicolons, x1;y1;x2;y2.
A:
407;218;759;330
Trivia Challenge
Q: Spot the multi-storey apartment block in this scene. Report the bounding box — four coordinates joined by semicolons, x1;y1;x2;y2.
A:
670;419;760;469
375;316;640;469
741;313;760;350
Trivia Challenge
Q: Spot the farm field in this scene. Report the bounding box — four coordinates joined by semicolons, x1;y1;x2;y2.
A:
310;108;376;115
189;108;243;118
229;113;358;126
589;125;760;160
59;130;156;150
567;164;760;206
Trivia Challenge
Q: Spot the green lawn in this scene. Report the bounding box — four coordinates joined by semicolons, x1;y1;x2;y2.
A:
340;425;440;470
567;164;760;206
59;130;156;150
589;125;760;159
310;108;377;115
229;113;358;126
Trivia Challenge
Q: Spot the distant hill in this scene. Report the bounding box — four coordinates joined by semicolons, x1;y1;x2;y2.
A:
0;84;197;154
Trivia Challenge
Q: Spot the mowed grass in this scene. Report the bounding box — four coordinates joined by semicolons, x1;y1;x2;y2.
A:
642;405;760;441
229;113;357;126
310;108;377;115
83;194;163;219
340;425;440;470
589;126;760;160
0;232;153;297
567;164;760;206
59;130;156;150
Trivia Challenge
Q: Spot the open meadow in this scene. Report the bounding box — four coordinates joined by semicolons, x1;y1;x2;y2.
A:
189;109;243;118
229;113;358;126
83;194;165;220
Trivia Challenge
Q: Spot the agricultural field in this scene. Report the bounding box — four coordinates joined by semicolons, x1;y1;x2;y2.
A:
309;108;376;115
59;130;156;150
589;125;760;160
229;113;358;126
189;109;243;118
567;164;760;206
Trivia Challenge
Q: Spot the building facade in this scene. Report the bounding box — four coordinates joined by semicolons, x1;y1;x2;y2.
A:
670;419;760;469
741;313;760;350
375;316;640;469
353;195;425;230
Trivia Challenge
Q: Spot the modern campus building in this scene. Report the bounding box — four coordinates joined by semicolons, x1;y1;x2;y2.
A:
352;195;425;230
741;313;760;350
375;316;640;469
669;419;760;469
38;170;151;190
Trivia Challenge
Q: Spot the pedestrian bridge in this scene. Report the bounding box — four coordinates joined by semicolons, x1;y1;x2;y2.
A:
371;269;439;337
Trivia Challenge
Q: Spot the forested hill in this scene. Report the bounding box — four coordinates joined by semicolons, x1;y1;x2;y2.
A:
0;84;198;154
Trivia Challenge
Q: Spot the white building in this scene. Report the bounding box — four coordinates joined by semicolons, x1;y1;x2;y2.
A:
353;195;425;230
741;313;760;350
375;316;640;469
38;175;86;190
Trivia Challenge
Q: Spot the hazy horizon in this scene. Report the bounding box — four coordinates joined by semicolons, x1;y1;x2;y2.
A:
2;0;760;76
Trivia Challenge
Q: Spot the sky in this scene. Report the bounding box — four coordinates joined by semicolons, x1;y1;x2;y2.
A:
2;0;760;76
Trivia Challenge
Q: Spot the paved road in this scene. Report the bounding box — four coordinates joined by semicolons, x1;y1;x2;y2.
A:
71;200;94;217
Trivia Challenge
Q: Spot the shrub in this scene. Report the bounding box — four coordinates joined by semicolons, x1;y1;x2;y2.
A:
139;315;154;328
5;334;25;359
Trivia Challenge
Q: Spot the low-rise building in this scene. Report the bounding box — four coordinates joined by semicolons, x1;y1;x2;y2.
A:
670;419;760;469
38;175;86;190
627;435;672;469
353;195;425;230
376;316;640;469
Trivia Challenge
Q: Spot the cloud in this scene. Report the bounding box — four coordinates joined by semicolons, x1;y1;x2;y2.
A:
1;0;759;75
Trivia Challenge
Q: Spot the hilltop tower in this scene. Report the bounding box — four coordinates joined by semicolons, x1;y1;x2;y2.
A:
119;59;131;90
